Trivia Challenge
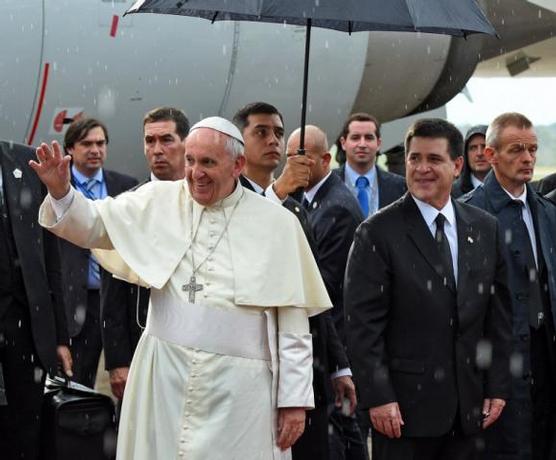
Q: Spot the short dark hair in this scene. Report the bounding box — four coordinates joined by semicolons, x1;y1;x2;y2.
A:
486;112;533;149
143;106;190;139
405;118;463;160
64;118;109;151
340;112;381;139
232;102;284;133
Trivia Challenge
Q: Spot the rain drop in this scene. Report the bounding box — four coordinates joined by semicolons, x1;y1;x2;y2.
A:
476;339;493;369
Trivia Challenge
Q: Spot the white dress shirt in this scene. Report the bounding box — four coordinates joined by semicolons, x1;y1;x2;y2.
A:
470;174;484;189
412;195;459;283
304;172;331;206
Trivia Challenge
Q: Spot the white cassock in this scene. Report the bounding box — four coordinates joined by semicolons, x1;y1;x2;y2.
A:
39;180;331;460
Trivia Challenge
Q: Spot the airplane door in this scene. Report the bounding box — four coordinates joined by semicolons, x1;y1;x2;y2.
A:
0;0;44;144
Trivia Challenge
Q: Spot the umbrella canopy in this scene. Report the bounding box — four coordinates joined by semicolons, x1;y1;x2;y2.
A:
126;0;496;36
125;0;496;153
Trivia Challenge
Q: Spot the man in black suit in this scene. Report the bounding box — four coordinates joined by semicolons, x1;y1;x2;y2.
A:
346;118;513;460
451;125;489;198
287;124;368;460
334;113;406;218
60;118;137;388
0;141;72;459
233;102;354;460
101;106;188;401
464;112;556;460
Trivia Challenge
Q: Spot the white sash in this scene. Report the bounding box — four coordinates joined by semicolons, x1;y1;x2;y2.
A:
146;291;271;361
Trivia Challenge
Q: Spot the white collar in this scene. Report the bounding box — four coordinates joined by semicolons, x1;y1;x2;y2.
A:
502;184;527;205
470;174;483;189
304;172;331;204
412;195;456;229
243;176;264;194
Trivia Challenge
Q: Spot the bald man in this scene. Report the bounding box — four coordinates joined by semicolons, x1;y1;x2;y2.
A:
287;126;367;460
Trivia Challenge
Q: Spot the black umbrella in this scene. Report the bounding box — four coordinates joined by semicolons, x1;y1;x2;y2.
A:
125;0;496;154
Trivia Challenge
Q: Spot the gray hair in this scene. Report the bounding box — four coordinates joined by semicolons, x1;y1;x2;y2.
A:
225;136;244;159
486;112;533;149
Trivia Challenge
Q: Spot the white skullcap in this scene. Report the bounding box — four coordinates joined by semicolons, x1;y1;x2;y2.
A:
190;116;244;145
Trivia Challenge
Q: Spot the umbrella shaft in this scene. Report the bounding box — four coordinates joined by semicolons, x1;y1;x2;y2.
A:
298;18;312;155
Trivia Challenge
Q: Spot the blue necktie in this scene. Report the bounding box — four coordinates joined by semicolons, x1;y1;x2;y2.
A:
84;178;101;288
356;176;369;217
85;178;98;199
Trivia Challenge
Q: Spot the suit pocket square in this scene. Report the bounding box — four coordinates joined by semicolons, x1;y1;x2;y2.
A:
389;358;425;374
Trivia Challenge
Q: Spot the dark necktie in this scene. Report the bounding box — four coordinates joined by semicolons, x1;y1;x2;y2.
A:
435;213;455;289
302;197;310;210
511;200;544;329
356;176;369;217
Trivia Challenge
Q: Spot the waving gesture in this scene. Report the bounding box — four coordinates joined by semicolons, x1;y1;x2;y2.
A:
29;141;72;199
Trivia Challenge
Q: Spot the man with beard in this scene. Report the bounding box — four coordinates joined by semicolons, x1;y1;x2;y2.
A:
452;125;490;198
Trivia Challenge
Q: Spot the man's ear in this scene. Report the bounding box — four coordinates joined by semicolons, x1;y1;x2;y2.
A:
484;146;497;166
233;154;246;177
453;155;464;178
322;152;332;168
339;137;346;151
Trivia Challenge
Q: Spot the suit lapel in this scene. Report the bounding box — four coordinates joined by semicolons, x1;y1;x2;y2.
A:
104;170;120;197
1;149;26;226
0;146;40;259
453;201;483;308
527;189;549;275
239;174;256;192
376;166;391;208
403;194;455;293
311;173;336;209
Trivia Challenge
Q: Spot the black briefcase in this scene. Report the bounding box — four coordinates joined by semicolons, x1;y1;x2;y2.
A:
40;376;117;460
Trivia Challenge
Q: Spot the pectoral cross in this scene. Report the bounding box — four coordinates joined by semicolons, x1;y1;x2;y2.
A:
182;275;203;303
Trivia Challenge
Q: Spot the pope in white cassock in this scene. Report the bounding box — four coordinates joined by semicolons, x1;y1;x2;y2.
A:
30;117;332;460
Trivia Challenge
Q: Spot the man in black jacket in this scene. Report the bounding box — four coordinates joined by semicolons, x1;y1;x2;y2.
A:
0;141;72;460
287;124;368;460
60;118;137;388
233;102;354;460
334;113;406;218
101;107;188;400
346;118;512;460
451;125;489;198
464;112;556;459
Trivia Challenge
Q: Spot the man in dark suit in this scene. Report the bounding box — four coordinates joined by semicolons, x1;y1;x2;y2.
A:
287;124;368;460
451;125;489;198
101;106;188;401
334;113;406;218
464;112;556;460
60;118;137;388
233;102;354;460
0;141;72;459
346;118;513;460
